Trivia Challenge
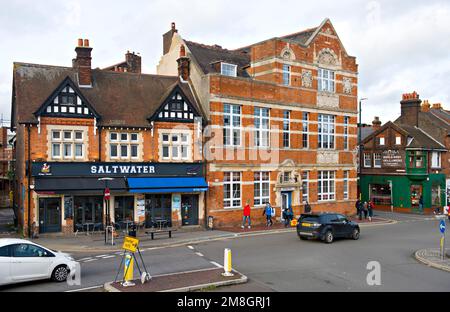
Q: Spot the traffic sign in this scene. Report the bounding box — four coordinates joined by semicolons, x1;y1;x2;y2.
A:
122;236;139;253
439;220;446;234
104;188;111;201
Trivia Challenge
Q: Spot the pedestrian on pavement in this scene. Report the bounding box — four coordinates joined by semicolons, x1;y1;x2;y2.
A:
363;201;368;220
282;207;293;227
419;195;424;211
355;199;362;220
368;200;374;222
242;200;251;229
263;202;273;227
444;205;450;221
304;201;312;214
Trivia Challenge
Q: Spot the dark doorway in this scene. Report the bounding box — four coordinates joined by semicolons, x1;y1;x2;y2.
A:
39;198;62;233
145;194;172;228
181;195;199;226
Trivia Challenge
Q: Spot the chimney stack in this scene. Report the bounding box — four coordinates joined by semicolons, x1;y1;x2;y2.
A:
372;116;381;130
125;51;142;74
163;22;178;55
400;91;421;127
177;45;190;82
421;100;431;112
432;103;442;110
73;38;93;87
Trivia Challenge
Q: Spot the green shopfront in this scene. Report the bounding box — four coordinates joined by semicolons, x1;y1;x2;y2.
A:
360;151;446;215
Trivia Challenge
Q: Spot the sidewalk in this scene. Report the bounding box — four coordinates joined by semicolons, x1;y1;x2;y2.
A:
8;216;395;254
0;207;15;234
415;248;450;272
104;268;247;292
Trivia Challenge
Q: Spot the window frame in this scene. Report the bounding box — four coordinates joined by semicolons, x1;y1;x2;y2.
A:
301;171;309;203
254;171;270;206
373;153;382;168
364;153;372;168
318;171;336;202
282;64;291;86
302;112;309;149
254;107;270;148
283;110;290;148
343;116;349;150
223;104;241;147
343;171;349;200
318;68;335;93
221;63;237;77
223;172;242;208
318;114;335;149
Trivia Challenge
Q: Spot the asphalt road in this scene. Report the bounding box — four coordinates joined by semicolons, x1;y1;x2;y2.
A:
0;212;449;292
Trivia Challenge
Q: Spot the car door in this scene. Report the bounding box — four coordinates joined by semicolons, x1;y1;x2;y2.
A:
0;245;12;285
10;244;53;282
329;214;345;237
335;214;352;237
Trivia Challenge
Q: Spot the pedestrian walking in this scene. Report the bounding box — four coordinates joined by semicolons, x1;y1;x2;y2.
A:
263;202;273;227
355;199;362;220
368;200;374;222
363;201;368;220
419;195;424;211
304;201;312;214
444;205;450;221
242;200;251;229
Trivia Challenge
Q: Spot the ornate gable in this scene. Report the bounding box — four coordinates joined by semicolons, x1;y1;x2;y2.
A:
34;76;100;119
149;85;200;123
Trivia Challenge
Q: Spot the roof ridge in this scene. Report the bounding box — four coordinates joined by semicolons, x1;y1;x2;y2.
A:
14;62;73;70
413;125;446;149
280;26;318;39
186;40;246;56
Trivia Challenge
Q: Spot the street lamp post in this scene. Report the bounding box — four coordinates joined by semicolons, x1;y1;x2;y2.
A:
358;98;368;200
98;177;114;245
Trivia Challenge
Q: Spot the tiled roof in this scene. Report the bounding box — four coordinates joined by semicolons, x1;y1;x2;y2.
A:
185;41;251;77
281;28;317;45
12;63;200;128
395;123;446;150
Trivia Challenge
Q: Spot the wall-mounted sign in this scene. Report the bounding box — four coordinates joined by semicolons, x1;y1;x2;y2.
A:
172;194;181;210
31;162;204;178
382;150;403;168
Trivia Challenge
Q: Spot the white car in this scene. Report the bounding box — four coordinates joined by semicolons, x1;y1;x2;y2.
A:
0;238;78;286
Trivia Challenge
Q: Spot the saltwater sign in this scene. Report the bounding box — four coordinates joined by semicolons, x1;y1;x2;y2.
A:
31;162;204;177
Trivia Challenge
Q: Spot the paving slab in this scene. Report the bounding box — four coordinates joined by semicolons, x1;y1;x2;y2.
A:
104;268;247;292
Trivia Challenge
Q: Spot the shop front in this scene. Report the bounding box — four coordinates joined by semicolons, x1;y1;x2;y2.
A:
360;173;445;214
31;162;207;234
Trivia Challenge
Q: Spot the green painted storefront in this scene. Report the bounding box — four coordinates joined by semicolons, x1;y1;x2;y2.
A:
360;173;445;213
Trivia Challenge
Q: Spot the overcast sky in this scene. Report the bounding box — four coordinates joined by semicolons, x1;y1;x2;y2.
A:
1;0;449;126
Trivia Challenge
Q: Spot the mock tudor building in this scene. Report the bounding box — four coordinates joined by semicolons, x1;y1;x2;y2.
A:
11;39;208;236
360;92;447;214
158;19;359;226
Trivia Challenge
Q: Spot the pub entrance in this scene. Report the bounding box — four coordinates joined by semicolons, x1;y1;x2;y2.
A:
181;195;199;226
38;198;62;233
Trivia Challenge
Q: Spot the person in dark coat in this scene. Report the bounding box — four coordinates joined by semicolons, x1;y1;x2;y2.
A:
363;201;368;219
368;200;374;222
355;199;362;220
304;201;312;214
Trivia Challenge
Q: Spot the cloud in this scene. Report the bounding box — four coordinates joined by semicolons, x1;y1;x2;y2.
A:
0;0;449;126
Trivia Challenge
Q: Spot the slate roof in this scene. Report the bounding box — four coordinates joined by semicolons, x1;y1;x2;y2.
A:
11;63;200;129
185;41;251;77
395;124;446;150
281;28;317;45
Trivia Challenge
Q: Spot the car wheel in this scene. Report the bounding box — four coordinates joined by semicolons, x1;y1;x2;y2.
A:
324;231;334;244
351;228;360;240
52;265;69;282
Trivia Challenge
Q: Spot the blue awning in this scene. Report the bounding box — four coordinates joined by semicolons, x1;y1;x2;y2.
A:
128;177;208;194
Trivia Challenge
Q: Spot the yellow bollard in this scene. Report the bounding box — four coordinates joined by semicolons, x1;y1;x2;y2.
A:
222;248;234;277
122;253;135;287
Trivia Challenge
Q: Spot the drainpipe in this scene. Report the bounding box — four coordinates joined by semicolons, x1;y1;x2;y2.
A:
27;124;31;238
98;125;102;161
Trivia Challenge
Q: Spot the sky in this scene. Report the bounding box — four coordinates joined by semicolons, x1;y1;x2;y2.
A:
1;0;449;126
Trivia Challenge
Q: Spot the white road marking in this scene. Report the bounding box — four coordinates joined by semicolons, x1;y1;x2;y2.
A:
195;252;204;257
77;257;93;261
101;255;116;259
210;261;223;268
96;254;109;258
65;285;103;292
84;258;99;263
187;245;194;250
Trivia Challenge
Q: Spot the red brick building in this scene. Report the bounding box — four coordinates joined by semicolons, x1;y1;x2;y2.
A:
11;39;207;236
158;19;359;227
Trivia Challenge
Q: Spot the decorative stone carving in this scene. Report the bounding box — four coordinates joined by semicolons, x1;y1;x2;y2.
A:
280;47;295;61
317;151;339;164
316;48;339;66
343;77;352;94
317;92;339;108
301;70;313;88
322;27;333;35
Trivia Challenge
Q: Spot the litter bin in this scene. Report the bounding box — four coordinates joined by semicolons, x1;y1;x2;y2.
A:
208;216;214;231
128;224;137;237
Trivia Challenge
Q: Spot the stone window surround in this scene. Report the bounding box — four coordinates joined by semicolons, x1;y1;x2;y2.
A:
47;125;89;162
105;130;144;162
158;129;192;162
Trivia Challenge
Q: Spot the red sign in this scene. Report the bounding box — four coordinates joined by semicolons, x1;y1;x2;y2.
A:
104;188;111;200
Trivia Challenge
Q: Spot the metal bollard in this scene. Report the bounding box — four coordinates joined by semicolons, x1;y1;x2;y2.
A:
222;248;234;277
122;253;135;287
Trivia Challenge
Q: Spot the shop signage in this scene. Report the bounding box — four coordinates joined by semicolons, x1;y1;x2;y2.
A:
172;194;181;210
382;150;403;167
31;162;204;178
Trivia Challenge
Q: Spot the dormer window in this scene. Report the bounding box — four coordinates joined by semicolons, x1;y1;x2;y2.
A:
221;63;237;77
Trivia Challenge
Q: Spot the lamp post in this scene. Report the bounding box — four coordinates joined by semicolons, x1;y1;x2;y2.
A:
98;177;114;244
358;98;368;199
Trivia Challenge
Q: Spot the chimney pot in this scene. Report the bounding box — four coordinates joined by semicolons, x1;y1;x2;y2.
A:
84;39;90;47
180;45;186;58
74;39;93;87
78;38;83;47
171;22;176;31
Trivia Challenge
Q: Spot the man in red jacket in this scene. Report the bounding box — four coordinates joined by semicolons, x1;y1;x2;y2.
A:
242;200;251;229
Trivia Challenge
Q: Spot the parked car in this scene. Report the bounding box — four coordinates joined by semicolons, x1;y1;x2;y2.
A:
297;213;360;243
0;238;78;286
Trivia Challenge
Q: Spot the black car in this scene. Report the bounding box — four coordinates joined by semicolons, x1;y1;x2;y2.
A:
296;213;360;243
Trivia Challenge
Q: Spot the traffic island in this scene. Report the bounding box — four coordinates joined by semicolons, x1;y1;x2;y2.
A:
415;248;450;272
104;268;247;292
